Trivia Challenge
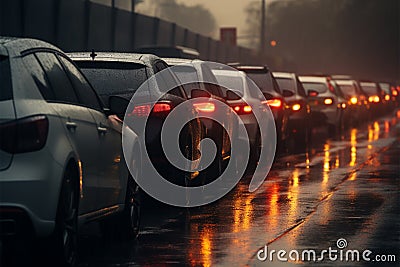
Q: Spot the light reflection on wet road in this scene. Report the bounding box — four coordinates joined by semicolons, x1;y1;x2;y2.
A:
78;110;400;267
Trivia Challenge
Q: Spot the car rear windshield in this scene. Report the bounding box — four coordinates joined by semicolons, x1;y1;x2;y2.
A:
76;61;147;97
0;56;12;101
214;75;244;92
337;84;357;97
171;65;200;96
360;83;378;95
246;72;280;94
275;77;295;93
379;83;390;94
302;82;328;94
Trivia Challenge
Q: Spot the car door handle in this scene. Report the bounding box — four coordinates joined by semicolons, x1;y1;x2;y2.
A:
66;121;77;130
97;126;108;134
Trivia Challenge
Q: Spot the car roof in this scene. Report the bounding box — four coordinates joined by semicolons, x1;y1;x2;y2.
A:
67;52;160;66
273;72;295;79
234;65;269;72
334;80;355;85
298;76;328;83
211;69;246;78
162;57;204;66
0;37;61;56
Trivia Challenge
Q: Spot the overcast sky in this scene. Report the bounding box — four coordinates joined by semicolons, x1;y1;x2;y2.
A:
135;0;271;40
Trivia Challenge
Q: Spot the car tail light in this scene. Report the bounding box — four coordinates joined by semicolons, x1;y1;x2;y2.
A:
392;89;398;96
340;103;347;109
308;91;318;97
324;98;333;105
128;102;172;117
0;115;49;154
350;97;358;104
384;95;390;101
368;96;380;103
231;103;252;115
193;102;215;113
291;103;301;111
263;99;282;108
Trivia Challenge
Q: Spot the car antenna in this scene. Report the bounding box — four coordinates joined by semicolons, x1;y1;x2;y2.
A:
90;49;97;60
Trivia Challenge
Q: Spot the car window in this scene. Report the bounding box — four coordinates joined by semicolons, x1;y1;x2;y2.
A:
22;54;55;101
296;78;307;97
246;72;279;94
337;84;357;97
170;65;200;97
58;56;102;111
214;75;244;92
76;61;148;105
276;77;295;93
360;83;378;95
301;82;328;94
154;61;186;98
36;52;79;104
0;56;12;101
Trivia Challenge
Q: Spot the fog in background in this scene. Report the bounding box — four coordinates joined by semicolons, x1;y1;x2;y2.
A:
92;0;399;82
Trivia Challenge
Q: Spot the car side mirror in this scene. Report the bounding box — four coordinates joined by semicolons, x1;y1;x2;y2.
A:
282;89;294;97
191;89;211;98
307;90;319;97
226;90;242;100
108;95;129;118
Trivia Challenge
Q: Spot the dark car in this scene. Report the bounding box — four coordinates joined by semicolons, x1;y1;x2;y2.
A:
359;81;385;117
299;75;348;133
163;58;238;182
233;65;289;145
69;52;204;187
273;72;311;143
379;82;396;112
334;79;370;124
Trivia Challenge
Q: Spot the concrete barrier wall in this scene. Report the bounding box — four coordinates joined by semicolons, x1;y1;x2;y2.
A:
58;0;87;51
0;0;257;63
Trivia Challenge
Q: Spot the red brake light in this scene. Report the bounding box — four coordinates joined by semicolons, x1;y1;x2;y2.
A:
292;103;301;111
324;98;333;105
193;102;215;113
231;104;252;115
0;115;49;154
368;96;380;103
264;99;282;108
309;91;318;97
129;103;172;117
153;103;172;113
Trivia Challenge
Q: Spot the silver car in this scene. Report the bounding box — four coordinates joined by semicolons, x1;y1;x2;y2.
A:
0;38;140;266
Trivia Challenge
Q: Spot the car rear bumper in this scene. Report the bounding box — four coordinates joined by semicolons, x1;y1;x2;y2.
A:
0;152;64;237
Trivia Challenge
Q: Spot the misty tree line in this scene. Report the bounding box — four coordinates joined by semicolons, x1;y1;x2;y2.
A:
144;0;217;37
244;0;398;81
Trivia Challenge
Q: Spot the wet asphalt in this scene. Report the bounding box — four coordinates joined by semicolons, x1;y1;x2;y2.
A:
77;110;400;267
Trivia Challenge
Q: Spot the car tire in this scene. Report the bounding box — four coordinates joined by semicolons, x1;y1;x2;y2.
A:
120;176;141;240
51;167;79;267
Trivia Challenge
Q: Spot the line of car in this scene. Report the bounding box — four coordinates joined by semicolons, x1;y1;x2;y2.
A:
0;37;399;266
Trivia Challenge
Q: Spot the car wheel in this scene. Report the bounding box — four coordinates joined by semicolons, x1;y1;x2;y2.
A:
52;167;79;267
121;176;141;240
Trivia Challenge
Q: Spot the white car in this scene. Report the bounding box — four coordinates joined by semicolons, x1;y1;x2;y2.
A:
0;38;140;266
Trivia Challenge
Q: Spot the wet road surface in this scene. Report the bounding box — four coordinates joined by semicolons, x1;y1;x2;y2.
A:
78;110;400;266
